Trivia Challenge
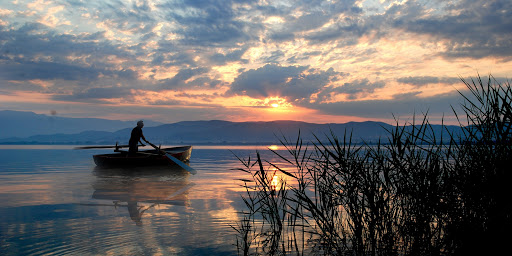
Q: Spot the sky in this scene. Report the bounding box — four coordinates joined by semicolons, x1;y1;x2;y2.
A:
0;0;511;125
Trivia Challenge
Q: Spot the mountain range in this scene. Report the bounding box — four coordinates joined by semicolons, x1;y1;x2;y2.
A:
0;110;162;139
0;110;462;145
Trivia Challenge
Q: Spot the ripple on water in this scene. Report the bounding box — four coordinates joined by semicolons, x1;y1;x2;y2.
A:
1;147;291;255
10;216;162;256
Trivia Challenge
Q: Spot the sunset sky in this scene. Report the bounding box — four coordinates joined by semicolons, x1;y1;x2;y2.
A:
1;0;511;124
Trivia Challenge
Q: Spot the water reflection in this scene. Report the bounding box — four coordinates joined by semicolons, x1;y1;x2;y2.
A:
88;166;193;226
0;148;287;255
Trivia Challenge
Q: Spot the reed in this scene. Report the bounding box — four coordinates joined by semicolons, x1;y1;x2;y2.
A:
233;74;512;255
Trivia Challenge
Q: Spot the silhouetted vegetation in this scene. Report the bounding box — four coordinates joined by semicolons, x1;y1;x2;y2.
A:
232;75;511;255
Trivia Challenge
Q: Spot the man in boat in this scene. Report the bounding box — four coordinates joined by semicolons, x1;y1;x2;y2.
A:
128;120;149;156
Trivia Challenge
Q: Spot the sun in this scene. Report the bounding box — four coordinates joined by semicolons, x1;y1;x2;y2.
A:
264;97;290;109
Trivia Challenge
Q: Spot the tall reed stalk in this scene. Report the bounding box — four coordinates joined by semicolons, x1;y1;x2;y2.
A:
233;75;512;255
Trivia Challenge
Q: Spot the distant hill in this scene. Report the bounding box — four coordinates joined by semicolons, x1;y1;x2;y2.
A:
134;120;395;144
0;117;463;145
0;110;163;139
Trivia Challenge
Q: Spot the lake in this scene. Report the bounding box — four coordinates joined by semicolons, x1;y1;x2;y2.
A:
0;145;288;256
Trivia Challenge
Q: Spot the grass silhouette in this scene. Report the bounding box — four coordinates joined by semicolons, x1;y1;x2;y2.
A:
232;74;511;255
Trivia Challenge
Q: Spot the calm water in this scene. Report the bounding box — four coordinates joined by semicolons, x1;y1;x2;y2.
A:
0;145;287;256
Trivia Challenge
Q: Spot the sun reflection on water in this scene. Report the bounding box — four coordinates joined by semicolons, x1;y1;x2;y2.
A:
271;174;280;189
268;145;280;150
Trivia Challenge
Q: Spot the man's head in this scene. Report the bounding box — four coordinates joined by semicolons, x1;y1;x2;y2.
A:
137;120;144;127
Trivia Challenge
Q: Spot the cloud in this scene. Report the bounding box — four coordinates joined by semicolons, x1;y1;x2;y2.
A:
227;64;307;98
1;0;511;124
150;47;197;67
1;23;110;59
227;64;346;101
268;31;295;42
263;0;364;44
0;22;135;78
74;0;159;34
0;60;101;81
160;67;224;89
262;50;285;64
51;86;133;102
397;76;461;87
157;0;256;47
209;48;248;65
166;67;209;83
317;79;386;100
305;22;365;45
286;51;323;64
306;90;465;120
389;0;512;59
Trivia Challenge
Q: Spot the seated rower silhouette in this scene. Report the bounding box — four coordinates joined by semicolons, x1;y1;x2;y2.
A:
128;120;149;156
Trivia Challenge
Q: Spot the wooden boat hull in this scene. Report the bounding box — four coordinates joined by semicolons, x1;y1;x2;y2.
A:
93;146;192;167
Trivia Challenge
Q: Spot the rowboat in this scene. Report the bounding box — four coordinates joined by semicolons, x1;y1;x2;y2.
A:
92;145;192;167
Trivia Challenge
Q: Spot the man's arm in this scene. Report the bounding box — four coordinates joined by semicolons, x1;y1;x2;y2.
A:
139;132;148;145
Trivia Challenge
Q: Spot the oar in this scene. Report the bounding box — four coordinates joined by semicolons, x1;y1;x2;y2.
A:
146;141;197;174
74;144;129;149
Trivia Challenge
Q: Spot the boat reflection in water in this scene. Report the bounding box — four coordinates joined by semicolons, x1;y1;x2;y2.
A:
89;165;194;225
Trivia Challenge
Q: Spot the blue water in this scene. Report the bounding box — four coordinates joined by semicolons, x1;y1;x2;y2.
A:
0;145;287;256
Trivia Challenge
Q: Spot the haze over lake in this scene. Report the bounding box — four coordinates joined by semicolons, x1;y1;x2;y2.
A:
0;145;287;255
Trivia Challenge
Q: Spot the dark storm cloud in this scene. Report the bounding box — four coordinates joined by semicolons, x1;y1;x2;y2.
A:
227;64;345;101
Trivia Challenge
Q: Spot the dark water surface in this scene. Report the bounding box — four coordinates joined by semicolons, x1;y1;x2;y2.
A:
0;145;284;255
